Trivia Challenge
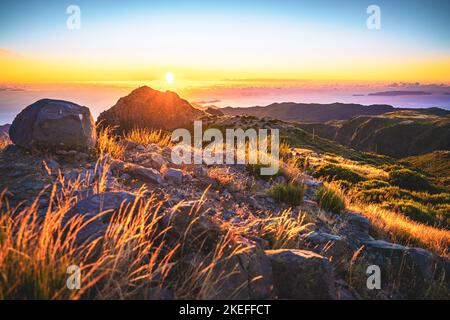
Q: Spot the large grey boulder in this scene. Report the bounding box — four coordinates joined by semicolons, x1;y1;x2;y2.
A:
360;239;447;295
9;99;96;151
63;192;138;244
266;249;336;299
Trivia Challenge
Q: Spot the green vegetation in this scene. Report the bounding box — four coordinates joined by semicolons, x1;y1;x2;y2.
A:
247;163;280;180
312;164;364;184
401;151;450;189
355;179;390;190
316;185;346;214
388;168;433;192
268;182;305;206
381;200;437;226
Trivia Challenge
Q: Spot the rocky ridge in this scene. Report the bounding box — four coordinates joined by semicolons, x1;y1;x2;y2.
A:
0;97;448;299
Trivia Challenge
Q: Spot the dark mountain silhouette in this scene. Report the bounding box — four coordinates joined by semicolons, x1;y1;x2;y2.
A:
221;102;395;122
97;86;203;131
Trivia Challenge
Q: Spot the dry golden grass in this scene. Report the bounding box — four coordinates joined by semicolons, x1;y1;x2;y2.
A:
0;160;252;299
97;127;126;160
0;136;11;151
124;128;172;148
322;180;449;257
348;201;450;258
279;141;291;161
208;167;254;192
243;210;313;249
337;162;388;180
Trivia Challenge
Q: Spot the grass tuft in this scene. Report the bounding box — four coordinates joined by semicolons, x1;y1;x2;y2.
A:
268;182;305;206
316;183;346;214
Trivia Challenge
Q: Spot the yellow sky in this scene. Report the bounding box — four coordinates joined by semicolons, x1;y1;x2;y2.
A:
1;48;449;85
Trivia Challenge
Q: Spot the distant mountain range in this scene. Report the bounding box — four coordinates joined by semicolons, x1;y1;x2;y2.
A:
221;102;449;158
0;124;10;138
222;102;449;123
221;102;396;122
368;91;432;96
297;110;450;158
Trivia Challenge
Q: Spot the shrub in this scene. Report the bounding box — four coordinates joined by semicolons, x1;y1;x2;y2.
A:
279;142;291;161
316;184;346;214
247;163;280;180
354;179;390;191
352;186;414;204
388;169;433;192
381;200;437;226
268;182;305;206
412;191;450;205
313;164;364;184
252;210;312;249
124;128;172;148
97;127;126;160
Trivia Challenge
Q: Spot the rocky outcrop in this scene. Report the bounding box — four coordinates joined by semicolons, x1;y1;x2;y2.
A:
266;249;336;299
64;192;138;244
9;99;96;151
97;86;203;131
124;163;163;184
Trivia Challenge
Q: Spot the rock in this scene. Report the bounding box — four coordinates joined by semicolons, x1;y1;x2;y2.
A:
42;159;60;176
146;143;159;152
120;173;131;180
360;239;447;296
266;249;336;299
142;152;167;170
97;86;203;131
346;212;370;234
120;139;139;151
64;191;138;244
193;165;208;177
74;152;89;162
165;202;275;300
302;232;354;266
162;146;172;158
183;172;192;181
165;168;183;184
231;237;275;299
273;176;286;184
110;159;126;172
125;163;162;184
136;144;146;152
9;99;96;151
303;178;323;188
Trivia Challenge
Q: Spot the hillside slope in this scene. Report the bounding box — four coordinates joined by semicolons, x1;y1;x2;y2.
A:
334;111;450;158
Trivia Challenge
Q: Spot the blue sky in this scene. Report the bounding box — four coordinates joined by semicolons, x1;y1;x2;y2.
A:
1;0;448;48
0;0;449;83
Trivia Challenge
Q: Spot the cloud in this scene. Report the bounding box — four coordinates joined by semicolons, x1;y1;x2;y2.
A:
193;99;221;105
0;48;20;59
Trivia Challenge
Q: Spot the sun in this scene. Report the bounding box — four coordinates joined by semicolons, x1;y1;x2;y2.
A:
165;72;174;84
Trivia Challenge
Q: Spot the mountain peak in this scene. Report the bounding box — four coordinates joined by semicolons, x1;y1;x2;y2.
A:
97;87;203;131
